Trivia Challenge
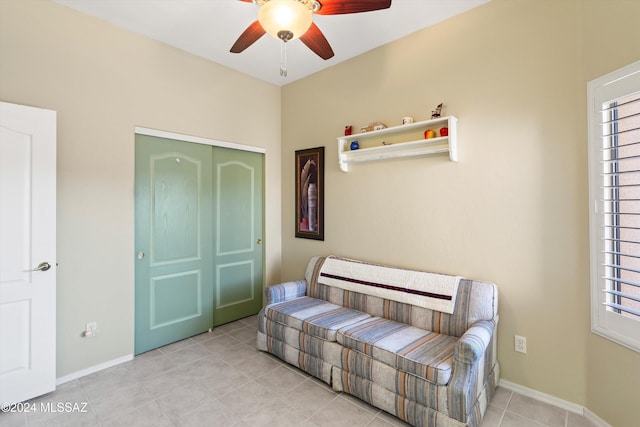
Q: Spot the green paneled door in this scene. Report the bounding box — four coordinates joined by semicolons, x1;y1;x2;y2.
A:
135;135;214;355
135;134;264;354
212;147;264;326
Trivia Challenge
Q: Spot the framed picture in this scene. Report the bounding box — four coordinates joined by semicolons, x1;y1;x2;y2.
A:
295;146;324;240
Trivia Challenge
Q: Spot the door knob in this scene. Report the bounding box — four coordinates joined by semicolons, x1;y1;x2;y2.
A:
26;262;51;272
256;239;262;245
137;252;145;259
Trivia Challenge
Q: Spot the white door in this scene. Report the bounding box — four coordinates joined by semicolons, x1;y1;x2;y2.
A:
0;102;56;404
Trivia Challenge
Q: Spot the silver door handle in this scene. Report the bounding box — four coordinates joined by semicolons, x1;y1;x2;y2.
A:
256;239;262;245
27;262;51;272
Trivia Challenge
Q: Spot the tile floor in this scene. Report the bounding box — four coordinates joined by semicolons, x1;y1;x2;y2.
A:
1;315;596;427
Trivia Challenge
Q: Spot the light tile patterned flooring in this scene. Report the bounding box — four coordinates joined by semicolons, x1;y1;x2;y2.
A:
1;315;596;427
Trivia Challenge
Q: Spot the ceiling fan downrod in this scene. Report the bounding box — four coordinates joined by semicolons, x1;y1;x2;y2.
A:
279;35;290;77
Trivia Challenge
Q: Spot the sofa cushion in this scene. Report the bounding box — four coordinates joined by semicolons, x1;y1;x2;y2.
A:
336;317;457;385
265;296;371;341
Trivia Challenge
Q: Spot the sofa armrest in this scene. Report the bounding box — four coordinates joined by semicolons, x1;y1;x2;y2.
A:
448;320;496;422
454;320;495;364
265;280;307;305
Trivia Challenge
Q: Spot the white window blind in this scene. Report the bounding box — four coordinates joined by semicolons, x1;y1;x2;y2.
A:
588;60;640;353
601;94;640;317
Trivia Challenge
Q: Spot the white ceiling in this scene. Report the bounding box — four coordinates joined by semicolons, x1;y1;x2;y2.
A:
53;0;490;86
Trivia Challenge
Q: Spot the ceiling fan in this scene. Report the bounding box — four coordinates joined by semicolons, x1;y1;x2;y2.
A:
230;0;392;68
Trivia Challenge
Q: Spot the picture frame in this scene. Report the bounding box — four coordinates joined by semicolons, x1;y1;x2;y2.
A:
295;146;324;240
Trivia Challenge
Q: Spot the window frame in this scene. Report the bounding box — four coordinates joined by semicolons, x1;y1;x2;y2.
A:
588;60;640;353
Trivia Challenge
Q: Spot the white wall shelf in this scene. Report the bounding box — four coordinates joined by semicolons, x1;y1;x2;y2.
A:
337;116;457;172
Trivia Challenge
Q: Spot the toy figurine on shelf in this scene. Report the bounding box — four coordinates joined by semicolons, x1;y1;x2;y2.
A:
344;125;352;136
360;122;387;133
431;103;443;119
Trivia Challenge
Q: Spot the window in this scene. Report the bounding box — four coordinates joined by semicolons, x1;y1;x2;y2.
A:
588;60;640;352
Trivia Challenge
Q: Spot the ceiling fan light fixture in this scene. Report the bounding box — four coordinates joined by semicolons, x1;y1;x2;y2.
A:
258;0;313;42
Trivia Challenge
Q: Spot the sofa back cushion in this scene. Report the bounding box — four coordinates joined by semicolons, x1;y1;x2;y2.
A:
305;256;498;338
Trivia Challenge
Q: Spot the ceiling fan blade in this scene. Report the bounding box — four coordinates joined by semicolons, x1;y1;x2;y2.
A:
300;22;334;60
315;0;392;15
230;20;266;53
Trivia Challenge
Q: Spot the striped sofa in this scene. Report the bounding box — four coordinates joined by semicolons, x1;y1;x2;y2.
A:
256;256;499;427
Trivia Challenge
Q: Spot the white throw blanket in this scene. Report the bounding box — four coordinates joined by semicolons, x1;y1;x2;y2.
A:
318;256;461;314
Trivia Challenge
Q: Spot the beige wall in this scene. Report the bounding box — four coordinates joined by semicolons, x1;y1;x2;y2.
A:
0;0;282;377
281;0;639;425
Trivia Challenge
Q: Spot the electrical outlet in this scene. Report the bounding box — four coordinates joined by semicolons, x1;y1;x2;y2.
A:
515;335;527;353
83;321;100;338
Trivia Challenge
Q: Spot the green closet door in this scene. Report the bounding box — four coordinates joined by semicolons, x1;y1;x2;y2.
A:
212;147;264;326
135;134;214;355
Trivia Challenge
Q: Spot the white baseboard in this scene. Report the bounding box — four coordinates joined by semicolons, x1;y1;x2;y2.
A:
583;407;612;427
55;354;134;386
499;379;611;427
499;379;583;413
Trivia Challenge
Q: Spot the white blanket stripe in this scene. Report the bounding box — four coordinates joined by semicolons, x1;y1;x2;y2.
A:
318;256;460;314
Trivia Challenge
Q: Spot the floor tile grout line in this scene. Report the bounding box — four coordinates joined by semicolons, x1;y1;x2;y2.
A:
92;383;155;424
291;376;343;422
502;408;563;427
303;390;342;425
503;389;577;427
159;392;218;427
254;366;342;425
224;378;304;425
77;374;111;425
337;393;383;420
495;389;512;427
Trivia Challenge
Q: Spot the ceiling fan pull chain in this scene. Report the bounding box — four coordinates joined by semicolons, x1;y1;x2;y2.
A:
280;41;288;77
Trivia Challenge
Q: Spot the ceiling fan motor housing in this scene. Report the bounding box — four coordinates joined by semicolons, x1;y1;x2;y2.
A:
253;0;321;13
258;0;314;41
277;30;294;42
